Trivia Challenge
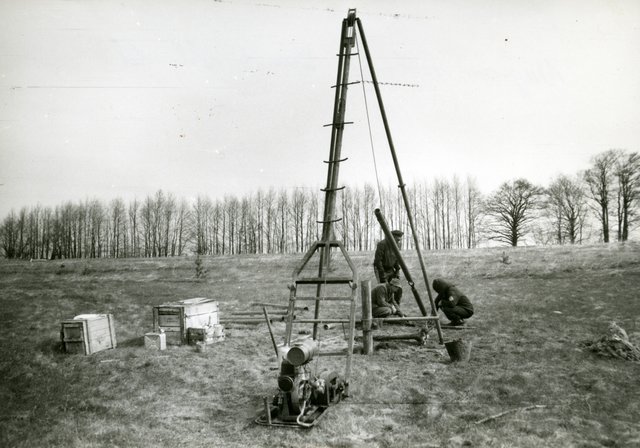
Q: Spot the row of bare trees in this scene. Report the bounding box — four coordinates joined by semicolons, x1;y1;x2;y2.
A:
482;149;639;246
1;149;638;259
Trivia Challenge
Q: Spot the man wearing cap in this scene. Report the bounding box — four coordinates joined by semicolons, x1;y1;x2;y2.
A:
371;277;406;318
373;229;403;284
433;278;474;326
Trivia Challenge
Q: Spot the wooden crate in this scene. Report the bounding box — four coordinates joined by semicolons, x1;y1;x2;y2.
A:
153;298;218;345
60;314;117;355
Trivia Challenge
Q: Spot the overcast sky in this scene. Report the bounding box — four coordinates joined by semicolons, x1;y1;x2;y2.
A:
1;0;639;219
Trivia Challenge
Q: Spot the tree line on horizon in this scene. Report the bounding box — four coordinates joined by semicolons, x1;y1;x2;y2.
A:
0;149;638;260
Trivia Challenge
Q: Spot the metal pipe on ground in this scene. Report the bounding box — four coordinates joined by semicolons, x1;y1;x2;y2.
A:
251;302;309;311
371;328;429;346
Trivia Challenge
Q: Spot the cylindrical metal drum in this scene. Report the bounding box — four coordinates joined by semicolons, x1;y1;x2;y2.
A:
286;339;318;366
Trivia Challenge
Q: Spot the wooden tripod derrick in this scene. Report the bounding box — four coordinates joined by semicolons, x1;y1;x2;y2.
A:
283;9;359;396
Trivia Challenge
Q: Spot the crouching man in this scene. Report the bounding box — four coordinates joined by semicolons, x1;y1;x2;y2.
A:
433;278;474;326
371;277;406;318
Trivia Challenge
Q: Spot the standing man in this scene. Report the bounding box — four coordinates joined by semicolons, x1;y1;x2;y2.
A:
371;278;406;318
373;229;403;283
433;278;474;326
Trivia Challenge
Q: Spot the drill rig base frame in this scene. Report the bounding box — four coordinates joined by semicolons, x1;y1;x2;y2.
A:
255;369;345;428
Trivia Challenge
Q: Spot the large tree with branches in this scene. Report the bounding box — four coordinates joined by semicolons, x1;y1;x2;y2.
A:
583;150;617;243
485;179;543;246
546;175;588;244
614;150;640;241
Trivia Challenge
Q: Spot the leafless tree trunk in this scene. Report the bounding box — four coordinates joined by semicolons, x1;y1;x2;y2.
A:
110;198;126;258
584;150;617;243
614;150;640;241
485;179;543;246
546;175;588;244
291;188;306;252
464;177;483;249
277;190;288;254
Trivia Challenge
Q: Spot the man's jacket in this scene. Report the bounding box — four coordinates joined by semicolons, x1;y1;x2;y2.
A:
373;239;400;282
433;278;473;313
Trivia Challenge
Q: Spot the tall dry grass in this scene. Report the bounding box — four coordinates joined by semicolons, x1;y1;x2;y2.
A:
1;242;639;447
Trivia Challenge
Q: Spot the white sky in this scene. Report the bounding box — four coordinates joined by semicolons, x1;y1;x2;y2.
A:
1;0;639;218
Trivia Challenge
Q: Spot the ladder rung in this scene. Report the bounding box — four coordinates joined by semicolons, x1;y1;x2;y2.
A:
316;217;342;224
380;316;441;322
320;186;345;192
296;276;353;284
336;52;359;57
313;240;344;247
323;121;354;127
323;157;348;164
331;80;361;88
293;296;353;301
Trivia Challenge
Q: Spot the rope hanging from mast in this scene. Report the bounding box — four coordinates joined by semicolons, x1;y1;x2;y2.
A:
355;31;385;211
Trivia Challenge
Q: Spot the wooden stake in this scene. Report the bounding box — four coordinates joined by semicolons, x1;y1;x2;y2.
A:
263;307;279;357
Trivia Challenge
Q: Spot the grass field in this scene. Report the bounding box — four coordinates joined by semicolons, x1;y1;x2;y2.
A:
1;242;639;448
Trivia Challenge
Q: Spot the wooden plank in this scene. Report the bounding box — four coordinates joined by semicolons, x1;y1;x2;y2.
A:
185;312;218;328
158;314;181;327
155;307;182;314
296;276;353;284
108;314;117;348
81;320;91;354
182;302;218;317
153;307;159;333
293;296;353;301
87;319;109;331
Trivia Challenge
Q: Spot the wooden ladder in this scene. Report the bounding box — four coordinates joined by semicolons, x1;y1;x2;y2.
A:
283;239;358;396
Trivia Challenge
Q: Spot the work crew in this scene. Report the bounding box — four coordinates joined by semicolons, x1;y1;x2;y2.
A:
432;278;474;326
371;277;406;318
373;229;403;283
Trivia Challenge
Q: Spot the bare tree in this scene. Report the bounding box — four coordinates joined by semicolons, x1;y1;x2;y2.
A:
464;177;483;248
84;200;105;258
304;189;319;249
263;188;276;254
276;190;288;253
0;211;18;258
127;199;138;257
110;198;126;258
193;195;211;255
614;150;640;241
171;198;189;256
413;182;432;250
485;179;543;246
291;188;307;252
362;183;376;250
546;175;588;244
584;150;617;243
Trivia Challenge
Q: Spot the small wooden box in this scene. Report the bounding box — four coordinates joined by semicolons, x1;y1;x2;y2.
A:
153;298;219;345
144;332;166;350
61;314;117;355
